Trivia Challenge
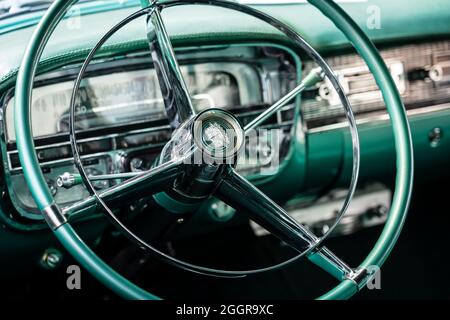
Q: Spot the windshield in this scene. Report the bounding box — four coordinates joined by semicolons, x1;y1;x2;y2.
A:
0;0;53;18
0;0;98;19
0;1;317;20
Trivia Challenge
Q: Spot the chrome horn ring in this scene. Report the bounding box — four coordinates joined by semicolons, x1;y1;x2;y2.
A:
67;0;360;278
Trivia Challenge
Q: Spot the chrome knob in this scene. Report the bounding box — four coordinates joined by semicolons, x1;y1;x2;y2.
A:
56;172;81;189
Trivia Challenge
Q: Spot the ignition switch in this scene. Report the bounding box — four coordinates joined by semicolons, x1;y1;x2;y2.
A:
40;248;63;270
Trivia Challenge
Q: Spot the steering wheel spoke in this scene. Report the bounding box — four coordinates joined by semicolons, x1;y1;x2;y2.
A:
63;158;184;218
146;6;195;130
244;67;325;133
217;168;362;282
217;168;319;253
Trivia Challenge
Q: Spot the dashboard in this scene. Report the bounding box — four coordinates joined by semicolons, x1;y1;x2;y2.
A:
5;63;253;139
1;44;299;221
1;37;450;232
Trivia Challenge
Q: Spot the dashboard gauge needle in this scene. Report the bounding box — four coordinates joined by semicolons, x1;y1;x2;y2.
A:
244;67;325;133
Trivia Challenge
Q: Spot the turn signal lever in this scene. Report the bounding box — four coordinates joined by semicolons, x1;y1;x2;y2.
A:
57;172;143;189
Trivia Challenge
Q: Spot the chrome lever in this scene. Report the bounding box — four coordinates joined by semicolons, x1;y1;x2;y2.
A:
56;171;144;189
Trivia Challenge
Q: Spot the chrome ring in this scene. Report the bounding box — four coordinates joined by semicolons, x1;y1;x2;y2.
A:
68;0;360;277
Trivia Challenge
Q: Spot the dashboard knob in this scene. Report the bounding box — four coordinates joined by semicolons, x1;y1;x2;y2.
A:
429;127;443;147
429;64;444;82
56;172;81;189
56;172;77;189
46;179;57;196
130;157;145;172
209;200;236;222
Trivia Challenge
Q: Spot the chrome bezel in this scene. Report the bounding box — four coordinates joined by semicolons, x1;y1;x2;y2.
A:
192;108;244;162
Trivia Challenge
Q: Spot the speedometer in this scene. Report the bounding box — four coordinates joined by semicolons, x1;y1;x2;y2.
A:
5;62;259;141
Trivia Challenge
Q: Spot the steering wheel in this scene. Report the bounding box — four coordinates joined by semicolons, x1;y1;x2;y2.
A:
14;0;413;300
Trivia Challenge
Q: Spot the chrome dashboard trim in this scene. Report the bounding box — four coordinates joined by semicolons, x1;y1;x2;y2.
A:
307;102;450;134
6;117;295;172
7;146;163;173
8;124;171;150
5;125;170;172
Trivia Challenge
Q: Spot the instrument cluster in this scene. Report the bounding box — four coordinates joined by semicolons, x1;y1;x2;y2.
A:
0;44;299;221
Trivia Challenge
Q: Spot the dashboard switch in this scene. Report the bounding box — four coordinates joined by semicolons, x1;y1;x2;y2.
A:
56;172;82;189
429;127;443;147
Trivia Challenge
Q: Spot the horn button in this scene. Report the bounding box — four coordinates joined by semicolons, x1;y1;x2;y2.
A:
192;109;244;162
156;109;245;209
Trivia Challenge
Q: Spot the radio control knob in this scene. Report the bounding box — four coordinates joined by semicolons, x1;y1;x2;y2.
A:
429;64;443;82
46;179;57;196
56;172;81;189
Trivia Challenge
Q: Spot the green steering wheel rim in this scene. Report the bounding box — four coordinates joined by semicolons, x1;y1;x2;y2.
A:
14;0;413;300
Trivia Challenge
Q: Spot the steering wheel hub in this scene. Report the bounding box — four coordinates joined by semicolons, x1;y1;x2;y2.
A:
192;109;244;163
203;122;231;150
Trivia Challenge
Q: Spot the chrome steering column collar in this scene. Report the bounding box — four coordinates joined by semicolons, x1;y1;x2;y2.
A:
41;203;67;230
